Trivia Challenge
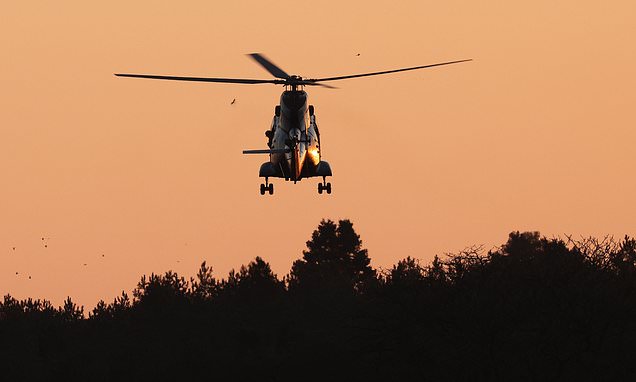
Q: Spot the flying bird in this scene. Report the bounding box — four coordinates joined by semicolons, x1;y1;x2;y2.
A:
230;98;236;105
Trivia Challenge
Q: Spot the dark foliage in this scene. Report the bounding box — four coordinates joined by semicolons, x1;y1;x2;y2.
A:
288;219;376;294
1;223;636;381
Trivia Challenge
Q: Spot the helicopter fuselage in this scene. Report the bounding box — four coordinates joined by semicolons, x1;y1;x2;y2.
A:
267;90;322;182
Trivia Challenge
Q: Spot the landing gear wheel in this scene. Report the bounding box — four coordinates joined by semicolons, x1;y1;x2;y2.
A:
261;177;274;195
318;179;331;195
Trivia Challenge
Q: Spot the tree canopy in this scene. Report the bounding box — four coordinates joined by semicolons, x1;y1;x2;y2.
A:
1;223;636;380
288;219;376;294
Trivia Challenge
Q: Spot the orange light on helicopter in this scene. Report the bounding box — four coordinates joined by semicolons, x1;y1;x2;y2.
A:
308;148;320;164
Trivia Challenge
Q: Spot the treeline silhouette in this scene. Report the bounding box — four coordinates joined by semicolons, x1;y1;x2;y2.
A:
2;219;636;380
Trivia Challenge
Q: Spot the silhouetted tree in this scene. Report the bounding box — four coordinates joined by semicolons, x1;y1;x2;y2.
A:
59;297;84;321
387;256;425;288
219;256;284;302
610;236;636;277
90;291;131;320
189;261;217;301
426;255;448;286
0;295;57;321
133;271;189;315
288;219;376;294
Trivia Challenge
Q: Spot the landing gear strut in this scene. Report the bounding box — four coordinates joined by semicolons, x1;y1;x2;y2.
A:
318;176;331;195
260;177;274;195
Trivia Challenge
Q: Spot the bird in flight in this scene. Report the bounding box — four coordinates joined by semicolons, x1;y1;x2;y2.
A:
230;98;236;105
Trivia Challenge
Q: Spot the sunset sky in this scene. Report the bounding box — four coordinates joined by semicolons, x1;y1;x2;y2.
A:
1;1;635;308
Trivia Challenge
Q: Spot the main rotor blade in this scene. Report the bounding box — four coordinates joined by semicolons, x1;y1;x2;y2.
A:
114;73;282;85
300;81;338;89
306;59;472;83
247;53;290;79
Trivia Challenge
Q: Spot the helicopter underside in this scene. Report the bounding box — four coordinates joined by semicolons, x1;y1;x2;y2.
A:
258;154;332;195
261;158;330;181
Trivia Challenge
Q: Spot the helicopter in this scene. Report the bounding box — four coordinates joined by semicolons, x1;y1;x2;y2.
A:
115;54;470;195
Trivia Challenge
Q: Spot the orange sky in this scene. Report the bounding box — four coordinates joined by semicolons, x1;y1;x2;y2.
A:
1;1;635;308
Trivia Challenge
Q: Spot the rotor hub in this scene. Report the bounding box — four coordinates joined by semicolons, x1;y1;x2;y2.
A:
286;75;305;90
